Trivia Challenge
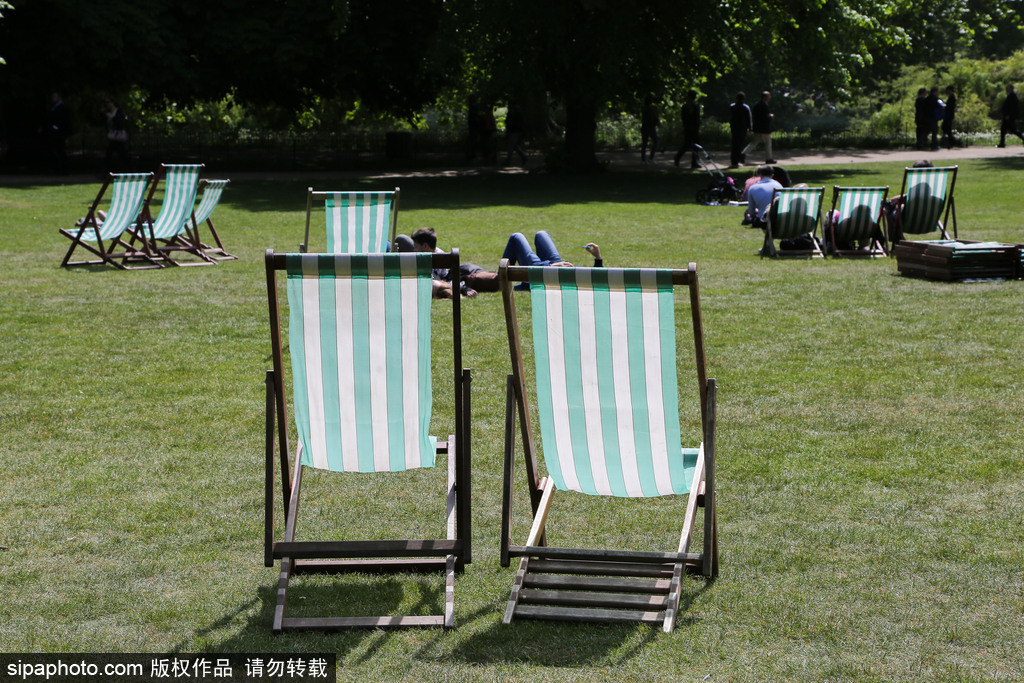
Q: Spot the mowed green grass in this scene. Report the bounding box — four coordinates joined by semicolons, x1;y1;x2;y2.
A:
1;157;1022;681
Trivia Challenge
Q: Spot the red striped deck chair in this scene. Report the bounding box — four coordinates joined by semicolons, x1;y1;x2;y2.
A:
499;262;718;632
264;250;472;632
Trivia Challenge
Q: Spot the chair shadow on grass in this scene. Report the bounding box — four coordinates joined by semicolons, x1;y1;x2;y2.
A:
435;576;716;668
183;570;714;667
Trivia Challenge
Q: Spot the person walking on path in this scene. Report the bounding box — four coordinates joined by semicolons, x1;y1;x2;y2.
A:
729;91;752;167
742;90;777;164
998;84;1024;148
674;90;702;169
640;96;660;164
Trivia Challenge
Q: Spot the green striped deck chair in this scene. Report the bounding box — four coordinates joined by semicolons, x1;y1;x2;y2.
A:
499;262;718;632
824;186;889;257
300;187;400;253
190;179;235;261
131;164;215;266
888;165;957;245
763;186;825;258
264;250;471;632
59;172;162;269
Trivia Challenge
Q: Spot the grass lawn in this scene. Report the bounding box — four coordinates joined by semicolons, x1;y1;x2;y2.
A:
1;157;1022;681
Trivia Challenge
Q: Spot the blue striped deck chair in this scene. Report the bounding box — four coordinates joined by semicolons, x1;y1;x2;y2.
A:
300;187;400;253
498;262;718;632
762;186;825;258
887;165;957;246
59;172;162;269
190;179;235;261
824;186;889;257
131;164;215;266
264;250;472;632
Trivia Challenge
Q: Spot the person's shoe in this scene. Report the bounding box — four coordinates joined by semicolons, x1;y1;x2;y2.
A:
765;158;777;164
997;144;1006;148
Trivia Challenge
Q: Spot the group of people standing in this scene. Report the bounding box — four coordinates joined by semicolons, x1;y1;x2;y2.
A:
466;95;528;166
914;86;958;150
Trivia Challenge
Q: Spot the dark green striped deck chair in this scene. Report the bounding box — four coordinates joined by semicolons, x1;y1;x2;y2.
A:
762;186;825;258
59;172;162;269
499;262;718;632
825;186;889;257
264;250;471;632
131;164;214;266
300;187;400;253
190;179;235;261
888;165;957;245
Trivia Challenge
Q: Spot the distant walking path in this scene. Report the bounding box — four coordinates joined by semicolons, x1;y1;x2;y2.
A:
1;143;1019;184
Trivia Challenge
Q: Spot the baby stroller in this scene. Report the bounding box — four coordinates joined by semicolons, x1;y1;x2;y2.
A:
693;144;740;205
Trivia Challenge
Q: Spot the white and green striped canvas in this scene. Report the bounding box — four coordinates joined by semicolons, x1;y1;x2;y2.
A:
325;192;395;253
285;253;436;473
192;179;229;227
72;173;150;243
527;267;697;498
833;187;886;243
902;167;951;235
772;188;822;239
142;164;203;240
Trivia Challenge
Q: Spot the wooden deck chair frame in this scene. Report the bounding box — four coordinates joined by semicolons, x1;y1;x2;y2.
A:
498;262;718;633
129;163;216;266
264;249;472;632
190;179;236;261
300;187;400;253
59;172;163;270
886;165;958;246
824;186;890;258
762;186;825;258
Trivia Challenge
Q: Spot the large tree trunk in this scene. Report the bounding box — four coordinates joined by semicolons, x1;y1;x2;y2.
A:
563;97;601;173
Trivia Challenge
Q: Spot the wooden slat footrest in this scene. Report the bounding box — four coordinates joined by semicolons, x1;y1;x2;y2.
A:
526;557;681;578
292;557;450;575
513;604;665;625
523;572;673;594
519;588;669;610
274;539;461;560
279;615;445;631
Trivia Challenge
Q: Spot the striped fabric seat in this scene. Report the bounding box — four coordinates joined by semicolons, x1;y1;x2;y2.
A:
302;188;400;253
140;164;203;241
763;187;825;257
825;186;888;257
264;249;471;632
527;267;696;497
500;262;717;632
192;179;229;227
59;172;159;269
191;179;235;260
285;253;436;472
131;164;214;265
899;166;957;238
70;173;150;244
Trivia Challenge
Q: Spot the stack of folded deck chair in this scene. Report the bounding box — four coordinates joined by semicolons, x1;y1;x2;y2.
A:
893;239;1023;281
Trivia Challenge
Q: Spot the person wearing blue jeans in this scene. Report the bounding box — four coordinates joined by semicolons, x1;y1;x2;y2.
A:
502;231;569;267
503;231;603;289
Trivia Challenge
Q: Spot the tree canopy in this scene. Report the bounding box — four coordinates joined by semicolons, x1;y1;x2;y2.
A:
1;0;1021;169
